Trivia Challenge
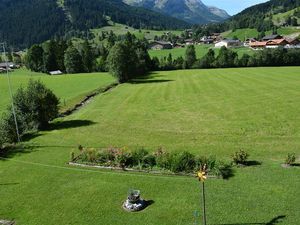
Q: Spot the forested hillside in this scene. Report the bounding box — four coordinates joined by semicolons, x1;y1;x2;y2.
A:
0;0;188;49
228;0;300;31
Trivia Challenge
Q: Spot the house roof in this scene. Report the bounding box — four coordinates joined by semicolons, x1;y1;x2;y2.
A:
0;62;14;67
266;39;287;45
221;39;241;43
262;34;282;40
249;41;267;47
150;41;172;46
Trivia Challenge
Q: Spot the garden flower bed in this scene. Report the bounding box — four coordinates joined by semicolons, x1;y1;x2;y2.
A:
69;146;234;179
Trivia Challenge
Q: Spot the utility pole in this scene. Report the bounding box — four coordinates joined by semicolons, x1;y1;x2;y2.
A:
1;42;21;143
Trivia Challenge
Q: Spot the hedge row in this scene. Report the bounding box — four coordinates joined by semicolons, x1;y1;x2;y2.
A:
72;147;233;179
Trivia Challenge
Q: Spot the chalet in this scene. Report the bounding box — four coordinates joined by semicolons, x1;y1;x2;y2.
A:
249;41;267;49
286;38;300;46
262;34;283;41
266;39;288;48
244;38;257;46
149;41;172;50
215;39;242;48
49;70;63;75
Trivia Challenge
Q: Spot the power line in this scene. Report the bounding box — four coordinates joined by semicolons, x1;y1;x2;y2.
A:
0;42;21;143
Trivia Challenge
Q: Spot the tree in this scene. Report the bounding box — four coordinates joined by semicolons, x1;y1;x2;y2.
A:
198;49;215;68
26;44;44;72
107;42;138;83
185;45;197;68
0;79;59;143
64;45;84;74
43;39;59;73
82;40;95;73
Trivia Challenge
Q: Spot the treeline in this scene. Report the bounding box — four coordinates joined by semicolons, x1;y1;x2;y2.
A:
26;33;154;83
152;46;300;70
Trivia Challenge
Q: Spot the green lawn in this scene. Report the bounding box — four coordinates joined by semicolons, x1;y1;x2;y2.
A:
1;67;300;225
149;45;254;59
0;69;115;114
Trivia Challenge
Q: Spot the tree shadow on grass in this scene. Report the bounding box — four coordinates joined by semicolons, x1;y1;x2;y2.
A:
244;160;262;167
45;120;96;131
0;183;19;186
213;215;286;225
0;145;36;160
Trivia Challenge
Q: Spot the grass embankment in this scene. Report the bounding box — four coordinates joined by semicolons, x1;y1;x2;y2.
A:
1;67;300;225
0;69;115;114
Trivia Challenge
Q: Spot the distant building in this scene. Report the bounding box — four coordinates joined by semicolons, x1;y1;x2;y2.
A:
184;39;195;45
149;41;173;50
249;38;289;49
0;62;16;69
49;70;63;75
244;38;257;46
249;41;268;49
262;34;283;41
200;36;214;44
265;39;288;48
215;39;242;48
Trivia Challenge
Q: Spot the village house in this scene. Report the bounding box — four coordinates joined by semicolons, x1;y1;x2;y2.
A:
262;34;283;41
149;41;173;50
200;36;214;44
244;38;257;46
249;38;292;49
215;39;242;48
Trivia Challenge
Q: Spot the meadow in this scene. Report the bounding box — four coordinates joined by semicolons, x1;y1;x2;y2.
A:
0;67;300;225
148;45;254;59
0;69;115;114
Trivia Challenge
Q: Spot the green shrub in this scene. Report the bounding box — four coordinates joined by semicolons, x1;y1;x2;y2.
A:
170;151;196;173
232;150;249;165
154;147;172;170
195;156;217;172
285;153;296;165
115;151;133;168
132;148;149;167
142;154;156;169
87;148;97;162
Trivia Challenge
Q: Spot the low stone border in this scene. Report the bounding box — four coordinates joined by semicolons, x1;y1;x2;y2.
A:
0;220;15;225
68;162;218;178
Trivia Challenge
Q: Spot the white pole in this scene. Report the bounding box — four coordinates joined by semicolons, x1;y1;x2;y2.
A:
1;42;21;143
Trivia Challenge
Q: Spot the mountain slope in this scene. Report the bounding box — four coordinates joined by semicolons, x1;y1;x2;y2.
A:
123;0;230;24
0;0;189;49
227;0;300;31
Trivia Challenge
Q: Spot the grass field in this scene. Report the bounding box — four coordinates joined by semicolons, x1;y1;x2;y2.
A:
91;22;182;41
1;67;300;225
0;69;115;114
149;45;254;59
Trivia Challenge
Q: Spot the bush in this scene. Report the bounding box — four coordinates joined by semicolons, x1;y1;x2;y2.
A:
115;150;133;168
170;151;196;173
285;153;296;165
195;155;217;172
142;154;156;168
132;148;149;167
154;147;172;170
232;150;249;165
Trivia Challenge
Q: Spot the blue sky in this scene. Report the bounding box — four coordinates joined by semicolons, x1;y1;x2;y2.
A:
202;0;269;15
